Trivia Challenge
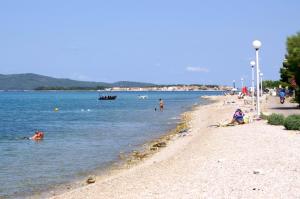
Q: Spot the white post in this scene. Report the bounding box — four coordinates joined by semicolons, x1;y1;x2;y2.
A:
253;40;262;117
260;73;263;97
255;49;260;116
241;78;244;89
250;61;255;106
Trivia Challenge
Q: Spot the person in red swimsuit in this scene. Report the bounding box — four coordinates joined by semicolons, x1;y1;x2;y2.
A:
30;131;44;140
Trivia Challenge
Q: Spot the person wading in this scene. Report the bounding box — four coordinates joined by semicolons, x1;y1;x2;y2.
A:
159;99;164;111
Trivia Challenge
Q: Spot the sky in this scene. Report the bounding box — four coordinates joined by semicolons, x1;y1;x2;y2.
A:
0;0;299;86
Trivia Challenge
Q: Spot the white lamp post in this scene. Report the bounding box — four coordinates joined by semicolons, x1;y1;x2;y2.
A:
252;40;262;117
260;72;263;96
241;77;244;89
250;61;255;106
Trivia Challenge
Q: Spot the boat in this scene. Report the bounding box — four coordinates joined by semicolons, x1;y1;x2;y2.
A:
98;95;117;100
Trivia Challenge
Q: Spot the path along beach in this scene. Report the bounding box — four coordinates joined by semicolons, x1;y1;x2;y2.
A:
48;95;300;199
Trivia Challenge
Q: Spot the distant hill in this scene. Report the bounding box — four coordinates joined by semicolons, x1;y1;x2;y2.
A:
0;73;156;90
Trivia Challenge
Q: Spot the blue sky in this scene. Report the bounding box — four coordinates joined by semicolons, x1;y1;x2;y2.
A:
0;0;299;85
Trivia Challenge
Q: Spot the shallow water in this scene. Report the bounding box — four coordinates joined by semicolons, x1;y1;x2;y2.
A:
0;91;222;198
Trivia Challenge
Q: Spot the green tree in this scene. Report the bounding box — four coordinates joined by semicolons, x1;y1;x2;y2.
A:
262;80;288;89
280;32;300;104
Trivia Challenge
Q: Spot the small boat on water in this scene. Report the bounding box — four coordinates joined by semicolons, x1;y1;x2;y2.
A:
98;95;117;100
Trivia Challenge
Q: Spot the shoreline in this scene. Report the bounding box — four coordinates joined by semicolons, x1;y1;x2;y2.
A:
28;96;212;199
37;95;300;198
45;95;222;199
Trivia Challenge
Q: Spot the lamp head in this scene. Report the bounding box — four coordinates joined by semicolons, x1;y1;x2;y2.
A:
252;40;262;50
260;72;263;77
250;60;255;67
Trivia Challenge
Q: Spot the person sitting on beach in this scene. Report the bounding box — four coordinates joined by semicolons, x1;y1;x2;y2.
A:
30;131;44;140
230;109;245;125
238;92;245;99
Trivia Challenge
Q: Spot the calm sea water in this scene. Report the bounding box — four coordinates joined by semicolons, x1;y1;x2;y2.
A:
0;91;222;198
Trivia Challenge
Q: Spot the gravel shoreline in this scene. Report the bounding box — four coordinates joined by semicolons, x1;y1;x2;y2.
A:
46;95;300;199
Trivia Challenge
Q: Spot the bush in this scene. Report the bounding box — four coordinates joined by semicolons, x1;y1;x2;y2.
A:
267;113;285;125
260;113;269;120
284;115;300;130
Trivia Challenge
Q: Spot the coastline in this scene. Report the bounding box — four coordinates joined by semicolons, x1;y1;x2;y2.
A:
40;95;300;198
28;95;211;199
43;95;222;199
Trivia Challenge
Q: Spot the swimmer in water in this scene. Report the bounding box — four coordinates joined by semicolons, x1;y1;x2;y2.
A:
30;131;44;140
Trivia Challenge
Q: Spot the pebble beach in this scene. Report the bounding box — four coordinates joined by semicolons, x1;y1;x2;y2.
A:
48;95;300;199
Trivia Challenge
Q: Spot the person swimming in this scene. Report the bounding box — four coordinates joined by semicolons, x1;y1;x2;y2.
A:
30;131;44;140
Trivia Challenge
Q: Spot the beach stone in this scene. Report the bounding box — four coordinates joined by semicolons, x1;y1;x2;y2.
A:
86;176;96;184
253;170;262;174
178;129;188;134
153;142;166;148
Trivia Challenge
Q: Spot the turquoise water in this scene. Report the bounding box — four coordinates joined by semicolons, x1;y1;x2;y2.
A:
0;91;222;198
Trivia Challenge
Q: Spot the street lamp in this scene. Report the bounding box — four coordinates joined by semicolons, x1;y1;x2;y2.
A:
241;78;244;89
250;61;255;106
252;40;262;117
260;72;263;96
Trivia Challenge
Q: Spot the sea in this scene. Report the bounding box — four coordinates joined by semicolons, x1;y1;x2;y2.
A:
0;91;222;198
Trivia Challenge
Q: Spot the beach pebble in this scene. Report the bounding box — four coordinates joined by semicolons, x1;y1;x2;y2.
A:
150;147;158;151
152;142;166;148
253;169;262;174
252;188;261;191
86;176;96;184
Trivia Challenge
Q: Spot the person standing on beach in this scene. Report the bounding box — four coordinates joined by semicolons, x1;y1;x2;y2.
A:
159;99;164;111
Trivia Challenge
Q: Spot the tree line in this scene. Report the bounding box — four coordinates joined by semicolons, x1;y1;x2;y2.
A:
35;86;107;90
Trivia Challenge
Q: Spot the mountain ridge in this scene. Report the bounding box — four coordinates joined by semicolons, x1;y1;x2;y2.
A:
0;73;156;90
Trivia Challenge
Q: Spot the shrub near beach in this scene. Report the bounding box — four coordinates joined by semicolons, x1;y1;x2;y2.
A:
284;115;300;130
267;113;285;125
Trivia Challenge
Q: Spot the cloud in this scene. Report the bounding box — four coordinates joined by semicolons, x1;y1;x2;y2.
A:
186;66;209;73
